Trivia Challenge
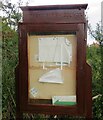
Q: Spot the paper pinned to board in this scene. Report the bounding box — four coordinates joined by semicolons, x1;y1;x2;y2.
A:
39;68;63;84
38;37;72;64
29;88;38;97
52;96;76;106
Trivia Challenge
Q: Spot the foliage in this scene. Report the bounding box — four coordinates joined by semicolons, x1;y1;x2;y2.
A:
87;45;101;96
1;0;21;119
0;0;22;30
88;23;103;45
0;17;2;120
87;44;103;119
87;22;103;119
93;95;103;120
2;21;18;119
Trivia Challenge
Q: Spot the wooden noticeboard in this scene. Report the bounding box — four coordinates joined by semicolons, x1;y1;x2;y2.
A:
16;4;92;119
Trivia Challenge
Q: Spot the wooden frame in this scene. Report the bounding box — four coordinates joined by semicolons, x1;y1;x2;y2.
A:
16;4;92;119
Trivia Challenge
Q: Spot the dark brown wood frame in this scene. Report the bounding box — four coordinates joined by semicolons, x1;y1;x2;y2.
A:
16;4;92;119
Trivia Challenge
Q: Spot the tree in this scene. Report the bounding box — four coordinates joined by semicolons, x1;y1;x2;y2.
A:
2;21;18;119
1;0;22;119
88;23;103;119
0;0;22;30
88;23;103;45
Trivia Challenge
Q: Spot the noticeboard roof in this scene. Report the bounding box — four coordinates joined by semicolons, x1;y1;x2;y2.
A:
21;4;88;11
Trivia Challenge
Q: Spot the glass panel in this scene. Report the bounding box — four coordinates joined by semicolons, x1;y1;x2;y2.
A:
28;34;77;106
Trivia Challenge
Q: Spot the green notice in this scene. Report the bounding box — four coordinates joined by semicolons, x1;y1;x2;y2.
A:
54;100;76;106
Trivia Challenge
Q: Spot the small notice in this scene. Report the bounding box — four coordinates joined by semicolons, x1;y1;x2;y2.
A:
29;88;38;97
52;96;76;106
39;68;63;84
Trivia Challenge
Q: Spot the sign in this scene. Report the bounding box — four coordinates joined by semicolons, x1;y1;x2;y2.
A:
16;4;92;119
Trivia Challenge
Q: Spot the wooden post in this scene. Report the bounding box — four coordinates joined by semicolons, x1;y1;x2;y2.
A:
15;66;23;120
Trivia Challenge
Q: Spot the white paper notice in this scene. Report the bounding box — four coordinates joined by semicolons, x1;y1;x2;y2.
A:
38;37;72;64
29;88;38;97
52;96;76;105
39;68;63;84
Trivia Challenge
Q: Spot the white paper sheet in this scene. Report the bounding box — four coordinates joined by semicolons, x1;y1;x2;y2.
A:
39;68;63;83
38;37;72;64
